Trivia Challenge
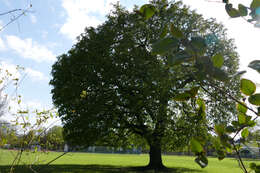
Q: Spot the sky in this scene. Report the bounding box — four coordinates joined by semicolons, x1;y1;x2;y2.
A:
0;0;259;126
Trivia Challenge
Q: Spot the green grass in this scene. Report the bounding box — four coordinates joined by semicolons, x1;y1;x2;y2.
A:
0;149;259;173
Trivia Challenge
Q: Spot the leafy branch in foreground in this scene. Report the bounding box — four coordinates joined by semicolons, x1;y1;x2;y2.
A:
140;1;260;172
207;0;260;28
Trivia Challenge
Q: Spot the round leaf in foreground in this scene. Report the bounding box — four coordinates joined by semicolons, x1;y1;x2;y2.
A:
152;37;178;55
236;102;247;114
250;162;257;170
195;155;208;168
248;60;260;73
238;113;246;125
212;53;224;68
238;4;248;16
140;4;156;20
240;79;256;96
190;138;203;153
241;128;249;138
249;93;260;106
170;23;184;39
251;0;260;9
225;3;240;18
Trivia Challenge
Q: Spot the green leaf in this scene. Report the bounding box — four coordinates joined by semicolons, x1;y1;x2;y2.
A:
225;4;240;18
215;124;225;136
232;121;239;128
173;92;191;101
238;113;246;125
256;166;260;173
169;51;192;65
188;87;200;98
230;70;247;78
251;0;260;9
241;128;249;138
190;138;203;153
80;90;87;98
190;37;207;55
240;79;256;96
18;110;29;114
160;25;168;38
248;120;257;127
152;37;178;55
197;55;228;81
226;125;236;133
197;98;206;118
195;154;208;168
170;24;184;39
140;4;156;20
173;87;200;101
220;134;231;148
237;102;247;114
211;68;229;82
223;0;229;3
212;54;224;68
249;162;257;170
248;60;260;73
216;149;226;160
249;93;260;106
197;98;206;111
238;4;248;16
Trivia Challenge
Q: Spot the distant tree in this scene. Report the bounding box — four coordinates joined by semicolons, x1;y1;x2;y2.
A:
0;120;17;146
50;0;240;169
40;126;64;151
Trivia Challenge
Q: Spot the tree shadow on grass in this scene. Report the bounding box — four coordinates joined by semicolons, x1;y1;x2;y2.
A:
0;164;205;173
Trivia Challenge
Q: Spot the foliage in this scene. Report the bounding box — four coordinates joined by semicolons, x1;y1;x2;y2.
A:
40;126;64;151
50;0;240;169
222;0;260;28
0;120;17;147
140;0;260;172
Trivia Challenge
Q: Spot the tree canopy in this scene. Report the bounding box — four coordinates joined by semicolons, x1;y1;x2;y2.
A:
50;0;241;169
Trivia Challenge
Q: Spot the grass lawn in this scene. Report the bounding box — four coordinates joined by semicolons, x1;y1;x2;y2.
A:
0;149;258;173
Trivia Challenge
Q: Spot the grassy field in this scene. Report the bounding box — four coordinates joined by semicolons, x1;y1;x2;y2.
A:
0;149;258;173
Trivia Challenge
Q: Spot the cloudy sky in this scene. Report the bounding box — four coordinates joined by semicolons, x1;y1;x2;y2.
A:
0;0;258;124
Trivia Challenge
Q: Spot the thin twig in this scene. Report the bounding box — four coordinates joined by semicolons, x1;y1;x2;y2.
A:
232;141;248;173
0;6;32;32
202;80;259;116
0;9;23;16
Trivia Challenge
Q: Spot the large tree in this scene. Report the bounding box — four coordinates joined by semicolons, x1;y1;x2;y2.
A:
50;0;240;169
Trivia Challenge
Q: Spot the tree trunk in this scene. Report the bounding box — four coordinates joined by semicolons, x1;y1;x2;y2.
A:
147;142;165;170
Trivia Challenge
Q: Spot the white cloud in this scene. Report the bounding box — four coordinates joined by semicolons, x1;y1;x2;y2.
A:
0;38;6;50
30;14;37;24
25;68;49;82
6;35;56;63
0;61;48;85
1;99;61;128
60;0;120;40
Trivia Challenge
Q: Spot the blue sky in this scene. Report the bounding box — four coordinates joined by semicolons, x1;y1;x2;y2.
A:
0;0;259;125
0;0;148;124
